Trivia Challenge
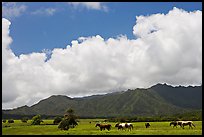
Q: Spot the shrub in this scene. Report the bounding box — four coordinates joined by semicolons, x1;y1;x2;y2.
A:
53;116;62;125
8;119;14;123
31;115;43;125
2;119;6;123
21;117;29;123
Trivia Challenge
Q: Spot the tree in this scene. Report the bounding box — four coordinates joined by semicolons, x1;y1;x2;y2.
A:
53;116;62;125
58;108;78;130
31;115;43;125
65;108;78;128
58;119;70;130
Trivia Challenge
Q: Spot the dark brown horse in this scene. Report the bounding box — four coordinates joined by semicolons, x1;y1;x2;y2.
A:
145;123;150;128
95;123;111;131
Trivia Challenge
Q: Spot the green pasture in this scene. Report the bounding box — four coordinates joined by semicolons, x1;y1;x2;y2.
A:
2;119;202;135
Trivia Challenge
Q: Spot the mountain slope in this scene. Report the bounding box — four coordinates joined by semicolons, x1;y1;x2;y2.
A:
3;84;202;117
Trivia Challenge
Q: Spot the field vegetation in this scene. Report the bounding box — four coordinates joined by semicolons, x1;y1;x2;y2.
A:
2;119;202;135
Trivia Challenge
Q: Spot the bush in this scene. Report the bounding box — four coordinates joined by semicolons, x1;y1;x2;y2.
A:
53;116;62;125
2;119;6;123
31;115;43;125
21;117;29;123
8;119;14;123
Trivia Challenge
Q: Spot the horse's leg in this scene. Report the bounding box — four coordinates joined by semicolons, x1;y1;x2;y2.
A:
108;127;110;131
105;127;108;131
189;124;193;129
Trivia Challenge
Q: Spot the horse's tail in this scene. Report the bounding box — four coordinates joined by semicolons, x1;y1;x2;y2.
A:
131;124;133;129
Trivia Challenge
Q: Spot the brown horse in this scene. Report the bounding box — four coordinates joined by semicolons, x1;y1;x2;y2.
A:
95;123;111;131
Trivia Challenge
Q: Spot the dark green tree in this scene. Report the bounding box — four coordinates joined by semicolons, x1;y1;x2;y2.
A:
31;115;43;125
58;108;78;130
58;119;70;130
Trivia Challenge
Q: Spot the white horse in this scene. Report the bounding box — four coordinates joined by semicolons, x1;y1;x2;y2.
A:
115;123;133;131
177;121;195;129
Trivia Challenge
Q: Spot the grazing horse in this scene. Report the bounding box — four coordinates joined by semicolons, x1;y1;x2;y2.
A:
177;121;183;127
170;121;184;128
95;123;111;131
178;121;196;129
115;123;133;131
145;123;150;128
170;121;178;128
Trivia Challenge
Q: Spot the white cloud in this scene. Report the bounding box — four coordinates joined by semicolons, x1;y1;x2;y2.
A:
2;8;202;109
31;8;57;16
2;2;27;19
68;2;108;11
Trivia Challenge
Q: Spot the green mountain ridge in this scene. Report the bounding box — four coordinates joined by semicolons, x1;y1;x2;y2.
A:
3;83;202;117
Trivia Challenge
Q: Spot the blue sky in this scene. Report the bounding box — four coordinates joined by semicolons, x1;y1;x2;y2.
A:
3;2;202;56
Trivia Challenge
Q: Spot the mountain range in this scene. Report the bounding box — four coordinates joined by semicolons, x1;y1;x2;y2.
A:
2;83;202;118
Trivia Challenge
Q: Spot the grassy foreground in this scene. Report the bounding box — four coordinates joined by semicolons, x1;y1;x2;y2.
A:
2;119;202;135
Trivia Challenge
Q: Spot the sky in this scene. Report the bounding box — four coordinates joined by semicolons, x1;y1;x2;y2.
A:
2;2;202;109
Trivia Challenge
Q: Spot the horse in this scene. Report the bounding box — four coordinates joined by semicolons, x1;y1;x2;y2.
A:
115;123;126;130
95;123;111;131
115;123;133;131
177;121;183;127
178;121;196;129
170;121;178;128
170;121;185;128
145;123;150;128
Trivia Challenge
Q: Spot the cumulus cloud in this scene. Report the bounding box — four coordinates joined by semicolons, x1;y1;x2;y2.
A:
2;7;202;109
2;2;27;19
68;2;108;11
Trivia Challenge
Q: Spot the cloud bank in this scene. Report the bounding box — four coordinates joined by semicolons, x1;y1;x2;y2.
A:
2;8;202;109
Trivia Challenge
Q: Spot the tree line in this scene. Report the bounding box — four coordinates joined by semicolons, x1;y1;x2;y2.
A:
106;110;202;122
2;110;201;123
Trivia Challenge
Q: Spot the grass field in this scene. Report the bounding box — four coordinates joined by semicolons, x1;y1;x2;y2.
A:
2;119;202;135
